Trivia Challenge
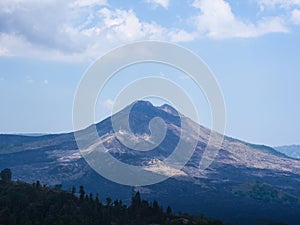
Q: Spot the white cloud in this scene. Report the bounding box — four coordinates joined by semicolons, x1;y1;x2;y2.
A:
0;1;86;53
99;8;145;41
0;33;88;62
145;0;169;9
26;76;34;84
0;1;193;61
0;1;106;61
98;8;194;42
0;46;11;56
291;9;300;24
43;80;49;85
258;0;300;10
102;99;114;110
71;0;107;7
168;30;197;42
192;0;288;39
0;0;297;61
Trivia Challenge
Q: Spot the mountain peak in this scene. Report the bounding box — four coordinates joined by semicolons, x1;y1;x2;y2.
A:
134;100;154;107
128;100;156;112
158;104;178;115
130;100;179;116
2;100;300;224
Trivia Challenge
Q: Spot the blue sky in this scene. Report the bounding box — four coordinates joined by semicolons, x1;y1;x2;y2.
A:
0;0;300;147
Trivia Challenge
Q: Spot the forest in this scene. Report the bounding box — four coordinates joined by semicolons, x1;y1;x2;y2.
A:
0;169;287;225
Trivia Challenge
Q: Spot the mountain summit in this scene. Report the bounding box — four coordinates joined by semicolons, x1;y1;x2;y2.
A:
1;100;300;224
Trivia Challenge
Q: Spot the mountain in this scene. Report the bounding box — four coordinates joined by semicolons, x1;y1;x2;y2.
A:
1;100;300;225
274;145;300;159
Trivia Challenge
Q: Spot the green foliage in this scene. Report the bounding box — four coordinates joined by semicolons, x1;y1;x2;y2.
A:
71;186;76;195
0;180;231;225
0;168;12;182
257;218;289;225
79;185;85;200
232;180;299;204
54;184;62;191
166;206;172;215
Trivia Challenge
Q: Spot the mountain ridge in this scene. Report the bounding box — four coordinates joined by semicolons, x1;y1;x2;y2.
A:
1;100;300;224
275;145;300;159
0;100;287;158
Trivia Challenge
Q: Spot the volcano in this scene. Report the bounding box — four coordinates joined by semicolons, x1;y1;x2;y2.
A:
1;100;300;224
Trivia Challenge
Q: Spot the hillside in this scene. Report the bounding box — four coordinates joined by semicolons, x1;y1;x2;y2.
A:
0;179;231;225
1;101;300;224
274;145;300;159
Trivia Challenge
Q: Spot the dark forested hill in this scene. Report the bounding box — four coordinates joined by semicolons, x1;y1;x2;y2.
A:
0;180;232;225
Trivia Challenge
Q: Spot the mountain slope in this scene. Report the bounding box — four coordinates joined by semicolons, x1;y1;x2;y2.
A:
0;100;300;224
1;180;231;225
275;145;300;159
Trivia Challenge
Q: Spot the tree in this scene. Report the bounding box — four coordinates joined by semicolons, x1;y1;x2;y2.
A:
166;206;172;215
152;200;159;212
54;184;62;190
71;186;76;195
95;193;100;204
79;185;85;200
89;192;93;202
36;180;41;189
0;168;12;181
106;197;112;206
131;191;141;208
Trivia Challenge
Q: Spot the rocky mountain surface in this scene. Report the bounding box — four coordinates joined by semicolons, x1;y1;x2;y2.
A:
1;100;300;225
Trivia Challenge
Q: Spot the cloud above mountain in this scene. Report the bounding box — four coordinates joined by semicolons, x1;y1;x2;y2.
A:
0;0;299;61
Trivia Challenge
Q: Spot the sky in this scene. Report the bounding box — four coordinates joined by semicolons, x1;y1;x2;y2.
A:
0;0;300;147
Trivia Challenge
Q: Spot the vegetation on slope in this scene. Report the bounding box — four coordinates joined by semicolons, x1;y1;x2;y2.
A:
0;178;231;225
232;180;299;204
